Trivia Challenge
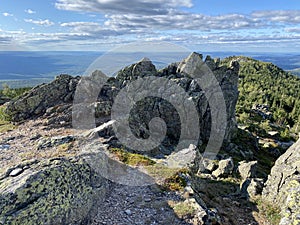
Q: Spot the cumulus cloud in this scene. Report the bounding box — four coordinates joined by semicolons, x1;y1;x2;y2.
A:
24;19;55;26
25;9;36;14
55;0;192;15
252;10;300;23
2;12;13;17
104;12;261;32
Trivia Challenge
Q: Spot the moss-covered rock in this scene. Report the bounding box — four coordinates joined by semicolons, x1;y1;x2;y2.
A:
0;158;107;225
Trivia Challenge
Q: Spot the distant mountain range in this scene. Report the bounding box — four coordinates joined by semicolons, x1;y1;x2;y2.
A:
0;51;299;88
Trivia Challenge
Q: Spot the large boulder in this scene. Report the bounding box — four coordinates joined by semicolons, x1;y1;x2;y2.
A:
5;75;80;122
0;158;108;225
262;137;300;225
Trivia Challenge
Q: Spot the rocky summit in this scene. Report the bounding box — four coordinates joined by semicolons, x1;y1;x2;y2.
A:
0;52;299;225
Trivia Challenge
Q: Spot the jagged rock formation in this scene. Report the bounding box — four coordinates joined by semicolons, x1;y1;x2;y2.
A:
9;53;239;157
262;137;300;225
5;75;80;122
0;158;107;225
110;52;239;156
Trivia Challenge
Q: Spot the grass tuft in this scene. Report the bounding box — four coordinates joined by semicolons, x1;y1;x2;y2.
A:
109;148;156;166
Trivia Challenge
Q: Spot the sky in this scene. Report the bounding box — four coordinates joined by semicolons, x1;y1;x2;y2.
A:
0;0;300;52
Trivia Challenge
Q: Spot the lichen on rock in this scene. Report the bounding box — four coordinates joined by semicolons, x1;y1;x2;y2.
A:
0;158;107;225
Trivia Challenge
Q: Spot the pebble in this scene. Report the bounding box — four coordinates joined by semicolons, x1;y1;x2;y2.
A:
125;209;132;215
9;168;24;177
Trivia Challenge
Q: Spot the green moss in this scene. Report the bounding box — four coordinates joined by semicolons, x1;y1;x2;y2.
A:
163;172;187;191
109;148;156;166
168;201;196;219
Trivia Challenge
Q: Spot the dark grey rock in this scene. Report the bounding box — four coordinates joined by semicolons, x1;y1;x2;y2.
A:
5;75;80;122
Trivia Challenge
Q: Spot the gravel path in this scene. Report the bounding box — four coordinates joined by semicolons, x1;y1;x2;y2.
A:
91;183;192;225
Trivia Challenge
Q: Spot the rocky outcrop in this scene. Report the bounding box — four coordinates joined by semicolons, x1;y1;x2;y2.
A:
109;53;239;156
262;137;300;225
5;53;239;157
5;75;80;122
0;158;107;225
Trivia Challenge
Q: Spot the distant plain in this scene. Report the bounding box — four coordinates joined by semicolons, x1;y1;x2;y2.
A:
1;51;299;88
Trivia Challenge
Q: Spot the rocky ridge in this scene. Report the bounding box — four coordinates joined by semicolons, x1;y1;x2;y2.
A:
1;52;298;224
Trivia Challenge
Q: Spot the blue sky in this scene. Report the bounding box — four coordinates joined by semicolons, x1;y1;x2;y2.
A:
0;0;300;52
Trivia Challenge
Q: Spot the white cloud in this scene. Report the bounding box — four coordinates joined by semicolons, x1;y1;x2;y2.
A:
3;3;300;51
2;12;13;17
55;0;193;15
104;12;261;32
24;19;55;26
252;10;300;23
60;21;99;27
2;25;300;51
25;9;36;14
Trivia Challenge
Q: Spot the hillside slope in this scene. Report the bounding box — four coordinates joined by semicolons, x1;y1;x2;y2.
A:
222;56;300;136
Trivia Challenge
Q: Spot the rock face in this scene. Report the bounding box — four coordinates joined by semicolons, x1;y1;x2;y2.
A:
262;138;300;225
5;75;80;122
109;53;239;156
0;158;107;225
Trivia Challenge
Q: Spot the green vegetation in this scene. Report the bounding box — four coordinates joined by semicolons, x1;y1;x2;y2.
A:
222;56;300;140
109;148;156;166
0;85;32;132
0;83;31;99
145;165;188;191
0;106;15;133
163;170;187;191
256;198;281;225
168;200;196;219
